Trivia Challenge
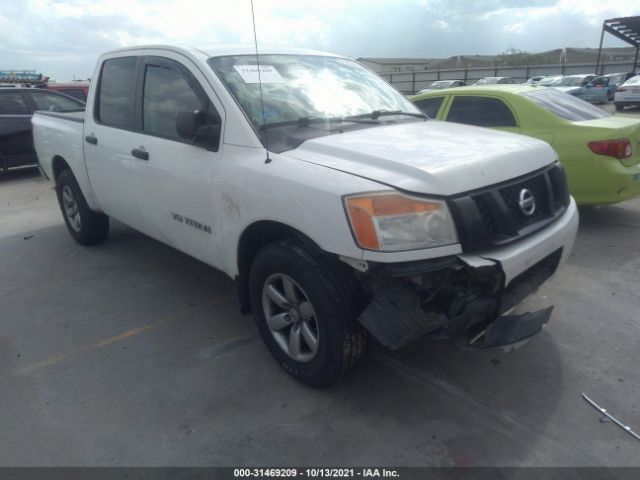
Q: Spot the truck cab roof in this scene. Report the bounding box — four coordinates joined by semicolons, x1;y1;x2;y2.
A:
100;44;344;60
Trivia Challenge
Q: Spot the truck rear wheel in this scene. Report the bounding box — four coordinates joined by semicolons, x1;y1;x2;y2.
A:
249;239;367;387
56;169;109;245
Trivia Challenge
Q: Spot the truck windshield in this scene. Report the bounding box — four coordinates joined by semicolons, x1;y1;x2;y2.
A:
208;54;421;151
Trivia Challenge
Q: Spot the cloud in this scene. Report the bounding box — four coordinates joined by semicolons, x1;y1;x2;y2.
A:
0;0;636;80
503;22;525;33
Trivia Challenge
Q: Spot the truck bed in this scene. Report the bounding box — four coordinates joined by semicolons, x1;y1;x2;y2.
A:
34;110;85;123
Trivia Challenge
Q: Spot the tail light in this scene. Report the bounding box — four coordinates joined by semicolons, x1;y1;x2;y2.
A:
588;139;632;159
617;88;626;92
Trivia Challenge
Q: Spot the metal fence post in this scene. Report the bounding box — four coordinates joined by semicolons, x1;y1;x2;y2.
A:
412;72;415;94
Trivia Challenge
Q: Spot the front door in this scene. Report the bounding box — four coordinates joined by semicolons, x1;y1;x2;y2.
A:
126;54;226;269
0;91;36;168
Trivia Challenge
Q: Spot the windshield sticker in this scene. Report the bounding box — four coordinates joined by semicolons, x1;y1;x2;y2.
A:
233;65;285;84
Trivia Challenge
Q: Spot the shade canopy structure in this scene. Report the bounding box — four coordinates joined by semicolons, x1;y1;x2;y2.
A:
596;16;640;75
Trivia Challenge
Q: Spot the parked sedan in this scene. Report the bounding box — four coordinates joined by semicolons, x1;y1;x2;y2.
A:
416;80;465;94
550;74;610;103
0;88;85;171
524;76;545;84
410;85;640;205
614;75;640;111
604;72;635;101
474;76;517;85
45;82;90;102
536;75;563;86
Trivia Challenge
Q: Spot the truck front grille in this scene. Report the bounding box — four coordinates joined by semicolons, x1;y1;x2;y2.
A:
448;164;570;252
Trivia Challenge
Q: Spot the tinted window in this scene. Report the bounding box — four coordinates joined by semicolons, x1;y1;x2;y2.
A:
59;88;87;101
523;88;610;121
413;97;444;118
142;64;207;139
29;91;84;112
0;92;29;114
447;96;517;127
97;57;137;129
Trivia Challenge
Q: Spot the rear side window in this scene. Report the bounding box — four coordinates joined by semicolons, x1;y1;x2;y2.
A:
523;88;610;121
58;88;87;102
0;92;30;114
97;57;137;129
29;91;84;112
447;96;517;127
142;63;207;139
413;97;444;118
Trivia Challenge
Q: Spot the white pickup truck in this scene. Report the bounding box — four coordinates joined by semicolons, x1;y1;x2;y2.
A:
33;45;578;386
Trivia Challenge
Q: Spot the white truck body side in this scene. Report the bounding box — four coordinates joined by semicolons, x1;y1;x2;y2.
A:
32;44;579;385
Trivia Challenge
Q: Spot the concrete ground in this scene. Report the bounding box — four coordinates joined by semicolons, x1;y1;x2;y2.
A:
1;106;640;467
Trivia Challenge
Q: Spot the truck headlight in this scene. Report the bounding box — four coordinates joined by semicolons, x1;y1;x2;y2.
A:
344;192;458;251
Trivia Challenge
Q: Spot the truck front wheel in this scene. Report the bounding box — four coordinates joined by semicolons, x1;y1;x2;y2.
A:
56;169;109;245
249;239;367;387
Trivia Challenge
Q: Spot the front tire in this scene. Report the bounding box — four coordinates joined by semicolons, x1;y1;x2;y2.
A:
615;103;624;111
249;239;367;387
56;169;109;245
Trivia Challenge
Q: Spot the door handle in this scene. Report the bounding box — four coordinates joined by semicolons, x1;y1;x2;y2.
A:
131;148;149;161
85;134;98;145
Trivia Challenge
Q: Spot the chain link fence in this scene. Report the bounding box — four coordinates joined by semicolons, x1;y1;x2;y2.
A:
379;61;638;94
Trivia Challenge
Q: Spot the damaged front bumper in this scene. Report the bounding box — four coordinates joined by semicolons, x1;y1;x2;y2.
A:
355;197;578;351
357;249;560;351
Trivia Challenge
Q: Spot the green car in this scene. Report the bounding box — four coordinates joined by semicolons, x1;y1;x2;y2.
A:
410;85;640;205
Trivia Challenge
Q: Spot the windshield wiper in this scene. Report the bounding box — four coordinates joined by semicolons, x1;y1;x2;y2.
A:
260;116;345;131
344;110;427;121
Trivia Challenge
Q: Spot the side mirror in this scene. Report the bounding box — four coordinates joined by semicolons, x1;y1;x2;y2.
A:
176;110;221;147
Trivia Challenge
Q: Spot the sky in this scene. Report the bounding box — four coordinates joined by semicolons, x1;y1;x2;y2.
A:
0;0;637;81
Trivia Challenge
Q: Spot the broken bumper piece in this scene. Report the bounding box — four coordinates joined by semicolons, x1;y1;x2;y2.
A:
356;249;561;351
452;306;552;352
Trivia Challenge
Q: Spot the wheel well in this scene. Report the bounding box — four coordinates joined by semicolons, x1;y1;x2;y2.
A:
236;221;321;315
51;156;71;183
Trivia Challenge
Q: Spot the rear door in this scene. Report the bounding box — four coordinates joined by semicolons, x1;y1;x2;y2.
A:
0;91;36;168
442;95;521;134
126;55;226;267
83;56;142;227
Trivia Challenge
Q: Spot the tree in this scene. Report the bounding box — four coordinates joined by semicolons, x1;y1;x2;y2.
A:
494;46;556;66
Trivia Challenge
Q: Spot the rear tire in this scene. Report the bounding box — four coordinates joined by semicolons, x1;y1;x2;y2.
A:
615;103;624;111
249;239;367;387
56;169;109;245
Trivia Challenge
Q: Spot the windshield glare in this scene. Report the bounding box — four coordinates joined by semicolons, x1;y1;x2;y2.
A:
624;75;640;86
523;88;610;121
208;55;419;133
552;76;585;87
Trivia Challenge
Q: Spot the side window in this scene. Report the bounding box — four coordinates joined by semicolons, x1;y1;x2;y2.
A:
413;97;444;118
447;96;517;127
97;57;137;129
0;93;30;114
29;91;84;112
59;89;87;102
142;63;207;140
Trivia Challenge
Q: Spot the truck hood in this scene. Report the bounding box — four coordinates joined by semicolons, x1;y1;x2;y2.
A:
282;120;556;196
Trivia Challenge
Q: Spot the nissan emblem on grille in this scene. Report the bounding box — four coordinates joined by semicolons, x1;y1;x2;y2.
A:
518;188;536;216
